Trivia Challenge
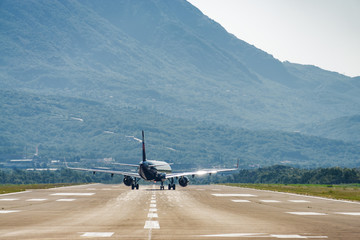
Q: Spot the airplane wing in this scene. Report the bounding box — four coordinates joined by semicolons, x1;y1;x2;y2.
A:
165;167;238;179
111;162;139;167
64;161;141;178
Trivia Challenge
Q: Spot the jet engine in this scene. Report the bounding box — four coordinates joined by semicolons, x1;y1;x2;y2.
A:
123;176;134;186
178;176;189;187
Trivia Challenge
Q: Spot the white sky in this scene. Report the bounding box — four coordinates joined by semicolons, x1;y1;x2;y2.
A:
187;0;360;77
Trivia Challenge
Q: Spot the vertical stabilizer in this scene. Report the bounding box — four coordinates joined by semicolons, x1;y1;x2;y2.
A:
142;130;146;162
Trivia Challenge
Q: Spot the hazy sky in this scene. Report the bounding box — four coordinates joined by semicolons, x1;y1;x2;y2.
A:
188;0;360;77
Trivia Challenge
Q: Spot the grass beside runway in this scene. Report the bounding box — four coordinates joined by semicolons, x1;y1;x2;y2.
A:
223;183;360;202
0;183;81;195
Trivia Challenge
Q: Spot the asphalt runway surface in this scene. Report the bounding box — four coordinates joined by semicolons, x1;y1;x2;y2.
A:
0;183;359;239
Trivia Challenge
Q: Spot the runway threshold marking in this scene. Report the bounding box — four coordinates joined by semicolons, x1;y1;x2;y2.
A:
260;200;281;203
212;193;257;197
289;200;310;203
270;234;328;239
287;212;327;216
80;232;114;237
198;233;266;237
51;193;95;196
0;210;21;213
335;212;360;216
56;199;76;202
198;233;328;238
247;188;360;205
231;200;251;203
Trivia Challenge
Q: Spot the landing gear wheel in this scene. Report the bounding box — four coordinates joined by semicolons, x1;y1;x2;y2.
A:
172;184;176;190
160;185;164;190
168;184;171;190
136;184;139;190
131;184;135;190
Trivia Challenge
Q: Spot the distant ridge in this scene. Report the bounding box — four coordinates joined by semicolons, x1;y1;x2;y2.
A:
0;0;359;136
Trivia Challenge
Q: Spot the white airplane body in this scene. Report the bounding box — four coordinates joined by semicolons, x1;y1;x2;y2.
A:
66;131;238;190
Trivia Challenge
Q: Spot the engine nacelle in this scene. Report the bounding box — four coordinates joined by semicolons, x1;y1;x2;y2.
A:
178;176;189;187
123;176;134;186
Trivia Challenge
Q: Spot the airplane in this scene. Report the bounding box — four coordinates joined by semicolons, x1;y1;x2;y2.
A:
65;130;238;190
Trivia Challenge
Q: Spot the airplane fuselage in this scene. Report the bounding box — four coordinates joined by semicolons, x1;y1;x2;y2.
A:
139;160;171;182
66;130;237;190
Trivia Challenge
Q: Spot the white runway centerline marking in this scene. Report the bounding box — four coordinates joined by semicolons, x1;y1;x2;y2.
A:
148;213;158;218
26;198;47;201
151;200;156;204
149;208;157;212
0;210;21;213
56;199;76;202
0;198;19;201
231;200;251;203
51;193;94;196
212;193;257;197
287;212;327;216
80;232;114;237
144;220;160;229
150;204;156;208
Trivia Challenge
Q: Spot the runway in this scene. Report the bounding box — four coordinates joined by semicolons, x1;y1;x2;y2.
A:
0;184;359;239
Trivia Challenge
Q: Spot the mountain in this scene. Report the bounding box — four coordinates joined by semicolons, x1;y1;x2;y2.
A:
301;115;360;143
1;0;359;132
1;0;360;168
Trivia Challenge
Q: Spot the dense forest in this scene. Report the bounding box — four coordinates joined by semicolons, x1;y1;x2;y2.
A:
0;168;123;185
1;166;360;185
230;165;360;184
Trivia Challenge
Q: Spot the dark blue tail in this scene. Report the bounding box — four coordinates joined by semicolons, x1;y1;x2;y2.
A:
142;130;146;162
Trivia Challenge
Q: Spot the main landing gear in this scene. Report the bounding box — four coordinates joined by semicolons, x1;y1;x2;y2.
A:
131;178;140;190
160;181;165;190
159;178;175;190
167;178;176;190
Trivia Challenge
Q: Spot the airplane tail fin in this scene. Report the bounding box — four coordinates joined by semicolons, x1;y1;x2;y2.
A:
142;130;146;162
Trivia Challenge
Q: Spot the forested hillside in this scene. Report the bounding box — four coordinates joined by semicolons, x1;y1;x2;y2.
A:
1;0;360;170
1;90;360;168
